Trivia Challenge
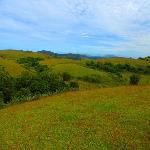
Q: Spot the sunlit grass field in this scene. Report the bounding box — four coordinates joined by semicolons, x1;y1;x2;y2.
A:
0;57;25;76
0;50;49;76
0;85;150;150
0;50;49;60
52;63;107;77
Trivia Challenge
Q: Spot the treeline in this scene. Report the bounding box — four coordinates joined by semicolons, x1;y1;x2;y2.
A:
86;61;150;75
0;57;79;106
138;56;150;61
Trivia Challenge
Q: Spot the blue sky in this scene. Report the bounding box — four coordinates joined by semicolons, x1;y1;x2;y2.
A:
0;0;150;57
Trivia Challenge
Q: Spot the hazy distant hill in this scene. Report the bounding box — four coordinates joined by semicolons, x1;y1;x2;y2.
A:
38;50;117;60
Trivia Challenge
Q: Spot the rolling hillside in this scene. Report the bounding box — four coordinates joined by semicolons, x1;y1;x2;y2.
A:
0;50;150;86
0;85;150;149
0;50;150;150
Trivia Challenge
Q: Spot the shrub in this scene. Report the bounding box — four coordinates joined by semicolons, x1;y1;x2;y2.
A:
81;74;101;83
17;57;44;65
69;81;79;89
36;65;49;72
0;65;79;106
130;74;140;85
0;91;4;106
17;57;48;72
0;66;14;103
14;88;31;100
62;72;72;81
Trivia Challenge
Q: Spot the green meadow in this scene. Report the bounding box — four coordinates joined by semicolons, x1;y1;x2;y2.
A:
0;85;150;149
0;50;150;149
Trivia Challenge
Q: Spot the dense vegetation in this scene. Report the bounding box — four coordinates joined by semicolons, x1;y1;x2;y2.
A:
86;60;150;75
0;57;79;106
17;57;49;72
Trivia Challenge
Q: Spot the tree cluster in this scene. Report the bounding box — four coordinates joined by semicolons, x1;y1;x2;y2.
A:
86;61;150;75
0;57;79;106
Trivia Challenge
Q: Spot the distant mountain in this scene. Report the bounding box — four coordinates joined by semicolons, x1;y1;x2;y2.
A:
38;50;117;60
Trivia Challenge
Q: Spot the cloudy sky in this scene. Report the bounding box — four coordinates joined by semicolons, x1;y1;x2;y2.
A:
0;0;150;57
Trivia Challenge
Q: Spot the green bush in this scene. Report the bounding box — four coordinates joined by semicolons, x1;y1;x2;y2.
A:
14;88;31;100
81;74;101;83
0;66;14;103
34;64;49;72
17;57;48;72
0;65;79;106
15;71;67;95
0;91;4;106
130;74;140;85
62;72;72;81
69;81;79;89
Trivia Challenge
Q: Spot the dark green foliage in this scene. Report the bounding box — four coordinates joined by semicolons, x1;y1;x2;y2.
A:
86;61;121;73
15;88;31;100
17;57;48;72
15;71;67;96
138;56;150;61
130;74;140;85
34;64;49;72
0;91;4;106
17;57;44;66
62;72;72;81
0;66;14;103
114;72;124;82
69;81;79;89
86;60;150;75
0;65;79;105
80;74;101;83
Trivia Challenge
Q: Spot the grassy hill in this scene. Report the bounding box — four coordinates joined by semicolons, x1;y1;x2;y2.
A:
0;50;50;76
0;50;150;85
0;85;150;149
0;50;150;149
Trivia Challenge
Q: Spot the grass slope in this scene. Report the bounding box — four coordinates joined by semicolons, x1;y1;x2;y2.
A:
0;57;25;76
0;50;150;85
0;50;122;86
0;50;49;76
0;85;150;150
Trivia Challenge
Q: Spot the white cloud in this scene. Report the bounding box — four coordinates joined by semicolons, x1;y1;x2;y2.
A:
0;0;150;55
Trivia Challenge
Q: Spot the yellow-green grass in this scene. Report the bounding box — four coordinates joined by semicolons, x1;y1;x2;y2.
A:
0;50;150;86
0;50;49;60
52;64;107;77
0;50;51;75
0;57;25;76
0;85;149;149
97;57;150;66
41;57;79;67
52;63;127;87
